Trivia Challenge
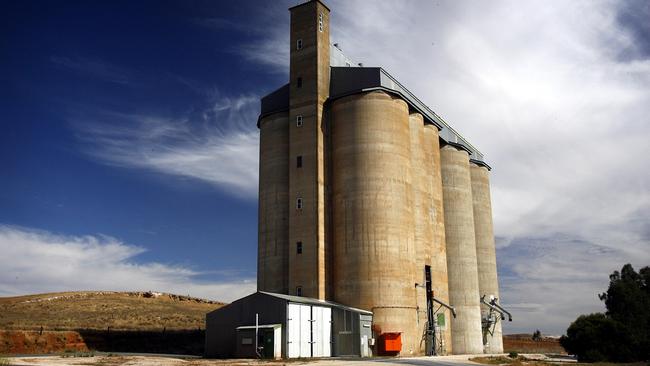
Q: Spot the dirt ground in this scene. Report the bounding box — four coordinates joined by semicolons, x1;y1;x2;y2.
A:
1;354;483;366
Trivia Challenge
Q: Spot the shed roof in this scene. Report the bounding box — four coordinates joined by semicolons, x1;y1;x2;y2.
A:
258;291;373;315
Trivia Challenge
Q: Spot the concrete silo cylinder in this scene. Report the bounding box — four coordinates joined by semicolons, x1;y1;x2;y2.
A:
331;91;419;355
409;113;431;355
471;163;503;353
425;124;453;354
257;112;289;294
440;144;484;354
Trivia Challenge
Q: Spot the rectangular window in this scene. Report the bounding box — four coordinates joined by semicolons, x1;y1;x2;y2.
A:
319;13;323;32
296;241;302;254
296;38;302;50
297;155;303;168
296;286;302;296
296;197;303;210
296;115;303;127
297;77;302;88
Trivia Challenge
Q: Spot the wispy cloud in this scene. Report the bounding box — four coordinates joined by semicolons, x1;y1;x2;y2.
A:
194;9;290;75
72;93;260;198
51;56;133;85
0;224;255;302
235;0;650;334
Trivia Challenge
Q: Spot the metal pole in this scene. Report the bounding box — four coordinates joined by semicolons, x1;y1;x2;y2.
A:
255;313;260;358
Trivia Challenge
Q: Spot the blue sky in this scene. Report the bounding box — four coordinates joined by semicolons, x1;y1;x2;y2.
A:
2;0;649;335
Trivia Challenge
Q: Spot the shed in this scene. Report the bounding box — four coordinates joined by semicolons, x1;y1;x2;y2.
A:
205;291;373;359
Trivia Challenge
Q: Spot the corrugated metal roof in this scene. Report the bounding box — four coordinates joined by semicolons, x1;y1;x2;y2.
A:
258;291;372;314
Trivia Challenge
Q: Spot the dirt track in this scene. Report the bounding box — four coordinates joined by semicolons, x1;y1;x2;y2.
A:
3;354;482;366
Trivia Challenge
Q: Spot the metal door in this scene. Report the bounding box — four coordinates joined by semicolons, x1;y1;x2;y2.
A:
299;304;311;357
287;303;301;358
312;306;331;357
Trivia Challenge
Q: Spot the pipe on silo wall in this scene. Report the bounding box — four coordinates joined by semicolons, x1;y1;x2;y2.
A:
440;144;484;355
471;163;503;353
257;112;289;294
425;125;453;355
331;91;420;356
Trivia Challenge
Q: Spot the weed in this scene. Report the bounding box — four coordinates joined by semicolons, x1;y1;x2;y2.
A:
0;357;9;366
509;351;519;359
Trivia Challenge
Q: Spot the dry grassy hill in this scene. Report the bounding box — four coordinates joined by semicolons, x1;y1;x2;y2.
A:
0;291;225;331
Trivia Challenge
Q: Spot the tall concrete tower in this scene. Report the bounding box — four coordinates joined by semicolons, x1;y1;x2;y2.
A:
256;0;506;356
287;0;330;300
440;144;484;354
471;163;503;353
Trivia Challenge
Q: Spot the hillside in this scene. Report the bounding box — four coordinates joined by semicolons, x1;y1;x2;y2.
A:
0;291;225;331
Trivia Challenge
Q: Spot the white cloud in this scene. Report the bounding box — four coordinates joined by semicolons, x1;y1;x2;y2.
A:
244;0;650;334
72;93;260;198
0;225;255;302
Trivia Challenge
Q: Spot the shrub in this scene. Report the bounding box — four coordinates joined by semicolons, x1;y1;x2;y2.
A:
532;329;542;341
508;351;518;359
560;264;649;362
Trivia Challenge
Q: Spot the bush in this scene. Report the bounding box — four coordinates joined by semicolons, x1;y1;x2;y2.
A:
508;351;518;359
560;313;635;362
560;264;649;362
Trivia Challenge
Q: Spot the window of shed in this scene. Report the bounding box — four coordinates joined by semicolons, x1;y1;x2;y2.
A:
297;241;303;254
296;115;303;127
296;286;302;296
296;39;303;50
297;155;303;168
296;197;303;210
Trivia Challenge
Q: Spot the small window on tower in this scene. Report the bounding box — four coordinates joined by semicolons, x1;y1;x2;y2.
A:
296;286;302;296
297;155;303;168
296;39;303;50
297;77;302;88
296;241;303;254
296;197;303;210
296;115;303;127
319;13;323;32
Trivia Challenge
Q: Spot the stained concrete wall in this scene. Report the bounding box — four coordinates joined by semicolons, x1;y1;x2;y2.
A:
409;113;430;355
425;125;453;354
440;145;483;354
410;114;451;354
288;0;330;299
471;163;503;353
331;91;419;356
258;112;289;294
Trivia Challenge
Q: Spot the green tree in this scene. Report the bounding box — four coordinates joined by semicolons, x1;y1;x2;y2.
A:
560;264;649;362
532;329;542;341
560;313;635;362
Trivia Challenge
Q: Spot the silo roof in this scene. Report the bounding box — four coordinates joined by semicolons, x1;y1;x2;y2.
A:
258;57;487;164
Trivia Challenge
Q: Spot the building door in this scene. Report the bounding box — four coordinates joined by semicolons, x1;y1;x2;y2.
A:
288;303;301;358
287;303;313;358
287;303;332;358
299;304;311;357
312;306;331;357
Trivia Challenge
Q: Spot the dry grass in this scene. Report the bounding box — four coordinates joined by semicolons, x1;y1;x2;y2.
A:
470;355;648;366
0;291;225;331
502;334;566;354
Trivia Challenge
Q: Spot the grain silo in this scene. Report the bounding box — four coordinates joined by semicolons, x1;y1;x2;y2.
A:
210;0;511;359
